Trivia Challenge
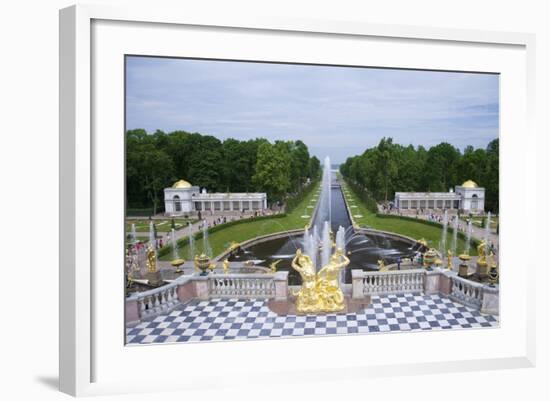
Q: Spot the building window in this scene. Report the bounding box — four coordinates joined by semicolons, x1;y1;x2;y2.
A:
428;200;434;209
233;201;240;210
436;200;443;209
173;195;181;212
471;194;478;210
194;202;202;211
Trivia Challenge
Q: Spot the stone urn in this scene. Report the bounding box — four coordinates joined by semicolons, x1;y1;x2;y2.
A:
170;258;185;273
488;262;499;286
194;253;211;276
423;248;438;269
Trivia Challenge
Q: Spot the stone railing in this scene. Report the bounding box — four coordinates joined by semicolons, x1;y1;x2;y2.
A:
126;271;289;325
351;268;499;316
352;269;425;297
126;279;187;324
448;274;484;310
208;274;276;298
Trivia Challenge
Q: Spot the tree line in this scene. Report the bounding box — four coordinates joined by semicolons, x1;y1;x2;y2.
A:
339;137;499;213
126;129;322;213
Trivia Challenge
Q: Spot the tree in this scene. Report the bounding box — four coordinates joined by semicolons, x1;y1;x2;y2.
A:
252;142;291;202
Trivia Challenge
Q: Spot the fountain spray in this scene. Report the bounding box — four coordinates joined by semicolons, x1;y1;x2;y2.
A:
171;228;178;260
131;223;137;244
465;220;473;255
440;210;448;259
202;220;212;257
188;222;195;260
451;216;458;256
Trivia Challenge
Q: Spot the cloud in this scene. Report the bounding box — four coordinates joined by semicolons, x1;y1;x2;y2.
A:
126;56;499;163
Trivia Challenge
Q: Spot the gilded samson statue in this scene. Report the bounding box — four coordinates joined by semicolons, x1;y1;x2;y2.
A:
291;248;349;314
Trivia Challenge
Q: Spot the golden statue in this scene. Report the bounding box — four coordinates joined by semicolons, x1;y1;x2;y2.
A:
477;240;487;266
146;245;157;273
291;248;349;314
447;250;453;269
270;259;281;273
377;259;388;272
316;248;348;312
223;259;230;274
291;250;320;313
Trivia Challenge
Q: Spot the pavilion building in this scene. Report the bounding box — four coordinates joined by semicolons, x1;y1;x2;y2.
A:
164;179;268;216
394;180;485;213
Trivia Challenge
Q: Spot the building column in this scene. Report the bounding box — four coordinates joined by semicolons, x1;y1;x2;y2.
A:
201;201;205;212
239;200;243;211
230;200;234;211
263;198;267;209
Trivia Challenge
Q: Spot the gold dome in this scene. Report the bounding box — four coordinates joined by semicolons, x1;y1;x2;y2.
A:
461;180;478;188
172;179;192;189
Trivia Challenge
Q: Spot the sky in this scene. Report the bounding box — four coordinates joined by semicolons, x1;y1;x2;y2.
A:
126;56;499;164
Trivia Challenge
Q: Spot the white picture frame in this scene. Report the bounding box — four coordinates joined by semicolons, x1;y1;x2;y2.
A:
59;4;536;397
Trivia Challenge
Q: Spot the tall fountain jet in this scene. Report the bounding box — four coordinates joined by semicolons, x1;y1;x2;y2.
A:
188;222;195;260
303;156;346;273
202;220;213;257
440;210;448;259
148;221;155;248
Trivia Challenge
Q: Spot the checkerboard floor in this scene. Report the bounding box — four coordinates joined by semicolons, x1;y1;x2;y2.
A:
126;293;499;345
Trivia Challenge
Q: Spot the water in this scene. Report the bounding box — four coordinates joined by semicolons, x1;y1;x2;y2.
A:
311;156;332;233
202;220;212;257
148;221;155;248
131;223;137;244
485;211;492;258
171;228;178;260
188;222;196;260
451;216;458;256
321;221;332;267
228;172;416;284
440;210;448;258
465;220;473;255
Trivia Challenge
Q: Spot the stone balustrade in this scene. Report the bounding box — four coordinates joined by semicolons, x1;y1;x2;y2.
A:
351;267;499;315
126;271;289;325
352;269;425;297
208;274;276;298
448;274;484;310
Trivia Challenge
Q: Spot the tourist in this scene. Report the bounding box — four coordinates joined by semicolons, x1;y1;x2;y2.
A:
396;256;401;270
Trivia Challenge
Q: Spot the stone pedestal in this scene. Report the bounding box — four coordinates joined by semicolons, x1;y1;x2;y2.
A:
481;285;499;315
458;263;469;278
146;270;163;286
439;271;452;295
273;271;289;301
125;299;140;326
476;261;489;278
424;268;441;295
193;276;209;300
351;269;364;299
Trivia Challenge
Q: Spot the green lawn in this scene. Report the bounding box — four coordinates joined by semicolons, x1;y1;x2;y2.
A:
159;186;321;261
125;218;197;233
342;182;467;253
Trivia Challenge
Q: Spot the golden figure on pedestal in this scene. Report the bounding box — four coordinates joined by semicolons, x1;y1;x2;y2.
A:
146;245;157;273
447;249;453;270
477;240;488;267
291;247;349;314
223;259;230;274
270;259;281;273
